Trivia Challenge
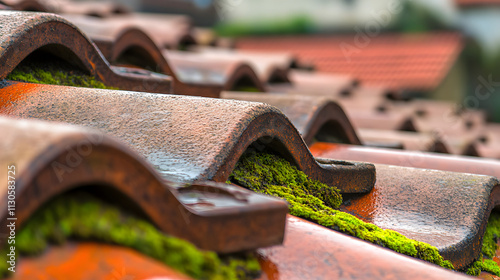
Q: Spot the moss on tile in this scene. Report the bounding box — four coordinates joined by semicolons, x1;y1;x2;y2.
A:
6;56;117;89
466;257;500;276
1;193;260;279
229;151;454;270
466;211;500;276
482;211;500;260
230;151;342;209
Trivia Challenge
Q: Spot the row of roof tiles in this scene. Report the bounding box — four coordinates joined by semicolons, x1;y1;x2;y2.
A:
0;3;499;279
236;32;464;92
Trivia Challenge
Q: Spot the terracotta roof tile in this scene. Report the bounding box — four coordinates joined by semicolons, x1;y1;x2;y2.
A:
0;115;289;254
0;11;173;93
257;215;472;279
4;9;500;278
15;243;194;280
236;32;463;91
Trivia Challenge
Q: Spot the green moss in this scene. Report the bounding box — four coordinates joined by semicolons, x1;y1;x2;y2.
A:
465;211;500;276
230;151;342;209
466;257;500;276
229;151;453;270
6;56;117;89
483;211;500;259
1;193;260;279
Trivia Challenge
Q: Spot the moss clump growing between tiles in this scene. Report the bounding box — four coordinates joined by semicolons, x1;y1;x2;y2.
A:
230;151;342;209
1;193;260;280
466;257;500;276
6;55;117;89
229;151;454;270
466;211;500;276
482;211;500;260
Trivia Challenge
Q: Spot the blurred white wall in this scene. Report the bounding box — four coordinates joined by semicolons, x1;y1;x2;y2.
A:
417;0;459;25
460;7;500;56
222;0;390;29
221;0;459;30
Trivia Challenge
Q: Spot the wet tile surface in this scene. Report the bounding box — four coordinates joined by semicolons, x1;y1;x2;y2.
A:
312;142;500;268
0;82;375;193
257;215;473;279
0;116;288;253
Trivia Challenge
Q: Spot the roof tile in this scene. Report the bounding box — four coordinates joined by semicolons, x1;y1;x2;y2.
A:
237;32;463;91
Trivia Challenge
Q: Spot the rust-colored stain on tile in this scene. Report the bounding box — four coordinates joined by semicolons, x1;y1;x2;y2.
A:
14;242;193;280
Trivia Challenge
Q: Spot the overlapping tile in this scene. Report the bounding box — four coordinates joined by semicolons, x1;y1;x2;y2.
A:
0;81;375;193
358;128;450;153
0;116;288;253
469;124;500;159
164;49;266;95
0;0;55;12
185;46;294;84
61;12;194;51
410;117;483;155
267;69;358;97
1;0;130;16
1;7;499;279
311;142;500;268
371;99;486;155
347;108;417;131
236;32;463;93
67;25;265;97
0;11;172;93
221;91;362;145
256;215;473;279
310;142;500;178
